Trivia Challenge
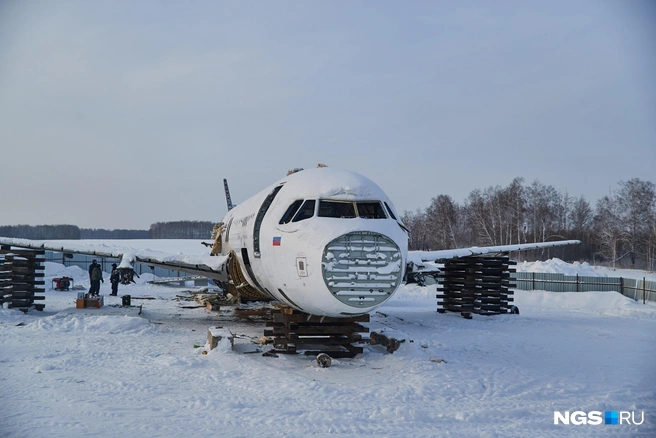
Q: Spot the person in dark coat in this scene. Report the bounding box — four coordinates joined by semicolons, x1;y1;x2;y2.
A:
88;259;99;294
109;263;120;296
90;264;104;296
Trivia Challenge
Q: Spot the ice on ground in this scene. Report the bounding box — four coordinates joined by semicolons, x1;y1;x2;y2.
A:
0;260;654;437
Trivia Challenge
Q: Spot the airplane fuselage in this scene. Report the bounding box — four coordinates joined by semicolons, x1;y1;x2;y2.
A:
220;168;409;317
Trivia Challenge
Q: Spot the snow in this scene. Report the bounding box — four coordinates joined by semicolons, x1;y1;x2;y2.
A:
408;240;581;265
44;262;88;283
1;259;655;436
282;167;389;202
0;238;231;273
517;258;656;282
516;258;602;277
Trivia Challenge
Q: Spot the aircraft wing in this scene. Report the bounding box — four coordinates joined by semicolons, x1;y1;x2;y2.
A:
408;240;581;266
0;237;229;281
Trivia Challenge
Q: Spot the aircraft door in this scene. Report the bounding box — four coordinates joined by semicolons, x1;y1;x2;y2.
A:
252;185;283;258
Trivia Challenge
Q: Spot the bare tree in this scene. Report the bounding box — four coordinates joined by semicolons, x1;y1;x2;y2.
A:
424;195;460;249
401;209;431;251
594;194;622;268
465;189;496;245
525;180;560;243
570;196;593;236
617;179;656;267
0;225;80;239
506;177;525;245
398;176;655;267
148;221;214;239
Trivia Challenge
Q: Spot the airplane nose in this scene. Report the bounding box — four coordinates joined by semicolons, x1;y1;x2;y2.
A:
321;232;403;309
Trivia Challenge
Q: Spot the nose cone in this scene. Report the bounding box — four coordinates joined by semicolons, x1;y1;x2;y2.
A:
322;232;403;309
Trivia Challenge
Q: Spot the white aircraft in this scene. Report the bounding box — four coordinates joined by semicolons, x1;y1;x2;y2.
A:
0;166;580;318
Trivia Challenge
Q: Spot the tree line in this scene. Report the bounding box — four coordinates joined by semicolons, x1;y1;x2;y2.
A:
3;179;655;270
0;221;214;240
401;178;656;270
148;221;214;239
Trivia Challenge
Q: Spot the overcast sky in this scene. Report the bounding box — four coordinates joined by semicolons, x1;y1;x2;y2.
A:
1;1;654;230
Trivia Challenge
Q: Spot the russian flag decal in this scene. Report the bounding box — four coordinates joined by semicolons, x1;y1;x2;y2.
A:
272;236;281;246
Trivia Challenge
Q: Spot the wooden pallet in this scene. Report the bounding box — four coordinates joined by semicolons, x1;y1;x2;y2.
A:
437;255;516;318
264;309;370;358
0;246;46;312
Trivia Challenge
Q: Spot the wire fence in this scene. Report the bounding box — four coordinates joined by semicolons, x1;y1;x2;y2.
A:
512;272;656;303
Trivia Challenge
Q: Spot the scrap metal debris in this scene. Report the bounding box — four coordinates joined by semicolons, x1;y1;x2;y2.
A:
370;330;406;354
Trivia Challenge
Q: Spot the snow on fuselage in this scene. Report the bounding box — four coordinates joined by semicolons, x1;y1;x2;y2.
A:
220;168;409;317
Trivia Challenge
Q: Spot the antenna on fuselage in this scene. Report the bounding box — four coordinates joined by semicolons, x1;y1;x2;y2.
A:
223;178;234;211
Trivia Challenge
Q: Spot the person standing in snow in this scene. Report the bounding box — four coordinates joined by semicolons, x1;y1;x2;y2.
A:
88;259;99;294
90;264;104;296
110;263;120;296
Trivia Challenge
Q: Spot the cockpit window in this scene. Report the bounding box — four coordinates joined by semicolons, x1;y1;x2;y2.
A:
318;201;356;218
356;202;387;219
279;200;304;224
292;200;316;222
384;202;397;220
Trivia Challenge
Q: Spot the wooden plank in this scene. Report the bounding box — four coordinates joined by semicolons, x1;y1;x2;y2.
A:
10;299;36;306
267;309;369;357
9;280;46;286
11;294;45;300
302;348;363;358
269;325;368;336
7;258;46;265
278;335;364;344
11;273;44;281
233;308;272;317
9;286;45;292
0;248;45;256
272;313;369;324
7;267;46;274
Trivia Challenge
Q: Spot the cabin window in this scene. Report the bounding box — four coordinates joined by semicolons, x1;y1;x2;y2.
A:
356;202;387;219
384;202;397;220
279;200;304;224
292;200;316;222
318;201;356;218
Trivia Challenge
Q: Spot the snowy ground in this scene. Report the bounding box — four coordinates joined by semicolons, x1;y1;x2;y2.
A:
1;261;655;437
516;258;656;282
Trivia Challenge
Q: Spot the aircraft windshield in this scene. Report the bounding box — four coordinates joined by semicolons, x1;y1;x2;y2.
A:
384;202;397;220
279;200;303;224
318;201;356;218
292;200;316;222
356;202;387;219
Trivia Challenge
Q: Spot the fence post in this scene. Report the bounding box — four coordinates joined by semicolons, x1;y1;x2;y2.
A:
620;277;624;298
644;277;647;305
576;274;579;292
532;272;535;291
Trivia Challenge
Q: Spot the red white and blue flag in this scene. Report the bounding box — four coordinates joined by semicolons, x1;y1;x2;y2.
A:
272;236;281;246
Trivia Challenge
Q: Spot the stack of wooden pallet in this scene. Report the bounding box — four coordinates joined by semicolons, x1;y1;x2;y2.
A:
264;309;369;358
437;255;516;319
0;254;11;306
0;246;46;312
